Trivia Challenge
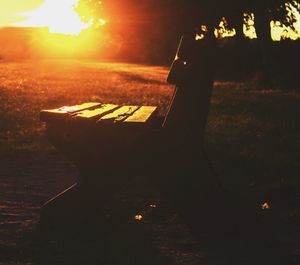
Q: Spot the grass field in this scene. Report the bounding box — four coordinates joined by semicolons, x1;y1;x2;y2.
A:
0;60;299;264
0;60;172;153
1;60;299;187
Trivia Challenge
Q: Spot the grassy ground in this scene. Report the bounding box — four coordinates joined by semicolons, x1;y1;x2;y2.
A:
0;60;299;264
1;60;298;186
0;60;172;154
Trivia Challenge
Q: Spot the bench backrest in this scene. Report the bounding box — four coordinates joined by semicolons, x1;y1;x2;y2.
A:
163;34;216;143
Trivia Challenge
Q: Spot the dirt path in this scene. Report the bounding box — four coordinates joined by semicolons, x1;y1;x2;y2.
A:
0;153;77;258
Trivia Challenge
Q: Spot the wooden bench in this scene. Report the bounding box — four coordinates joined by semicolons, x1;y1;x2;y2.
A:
39;34;222;227
40;102;160;182
39;102;162;223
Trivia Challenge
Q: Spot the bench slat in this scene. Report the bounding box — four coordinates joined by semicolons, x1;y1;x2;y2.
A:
73;104;119;120
40;102;159;128
123;106;157;124
40;102;102;122
97;105;140;123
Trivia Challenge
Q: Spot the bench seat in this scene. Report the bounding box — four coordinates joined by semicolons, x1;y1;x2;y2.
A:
40;102;162;185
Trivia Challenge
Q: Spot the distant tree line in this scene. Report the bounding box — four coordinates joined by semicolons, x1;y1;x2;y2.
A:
77;0;300;87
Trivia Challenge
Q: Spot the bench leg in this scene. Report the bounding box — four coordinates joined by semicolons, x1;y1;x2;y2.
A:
39;171;139;227
40;182;109;226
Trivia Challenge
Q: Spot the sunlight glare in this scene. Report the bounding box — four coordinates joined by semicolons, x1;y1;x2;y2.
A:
214;17;236;39
271;2;300;41
243;13;257;39
14;0;93;35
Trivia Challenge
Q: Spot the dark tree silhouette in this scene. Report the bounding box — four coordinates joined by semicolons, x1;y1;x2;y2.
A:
80;1;297;36
78;0;300;86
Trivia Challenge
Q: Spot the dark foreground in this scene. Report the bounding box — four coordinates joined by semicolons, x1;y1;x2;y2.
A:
0;152;299;265
0;61;299;264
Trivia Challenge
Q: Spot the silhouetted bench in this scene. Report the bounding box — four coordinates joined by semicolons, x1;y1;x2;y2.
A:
40;102;162;222
39;34;222;227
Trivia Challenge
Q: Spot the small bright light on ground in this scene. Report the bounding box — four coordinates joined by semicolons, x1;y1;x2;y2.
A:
134;214;143;221
261;202;270;210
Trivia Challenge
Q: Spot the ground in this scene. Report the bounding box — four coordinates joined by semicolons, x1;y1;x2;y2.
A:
0;60;299;264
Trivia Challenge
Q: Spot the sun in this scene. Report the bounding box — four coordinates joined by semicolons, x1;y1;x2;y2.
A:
14;0;93;35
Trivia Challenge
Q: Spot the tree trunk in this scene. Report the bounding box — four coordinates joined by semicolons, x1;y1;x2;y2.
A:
253;3;276;86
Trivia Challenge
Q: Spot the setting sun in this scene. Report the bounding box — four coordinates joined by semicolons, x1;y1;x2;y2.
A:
14;0;93;35
4;0;109;58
